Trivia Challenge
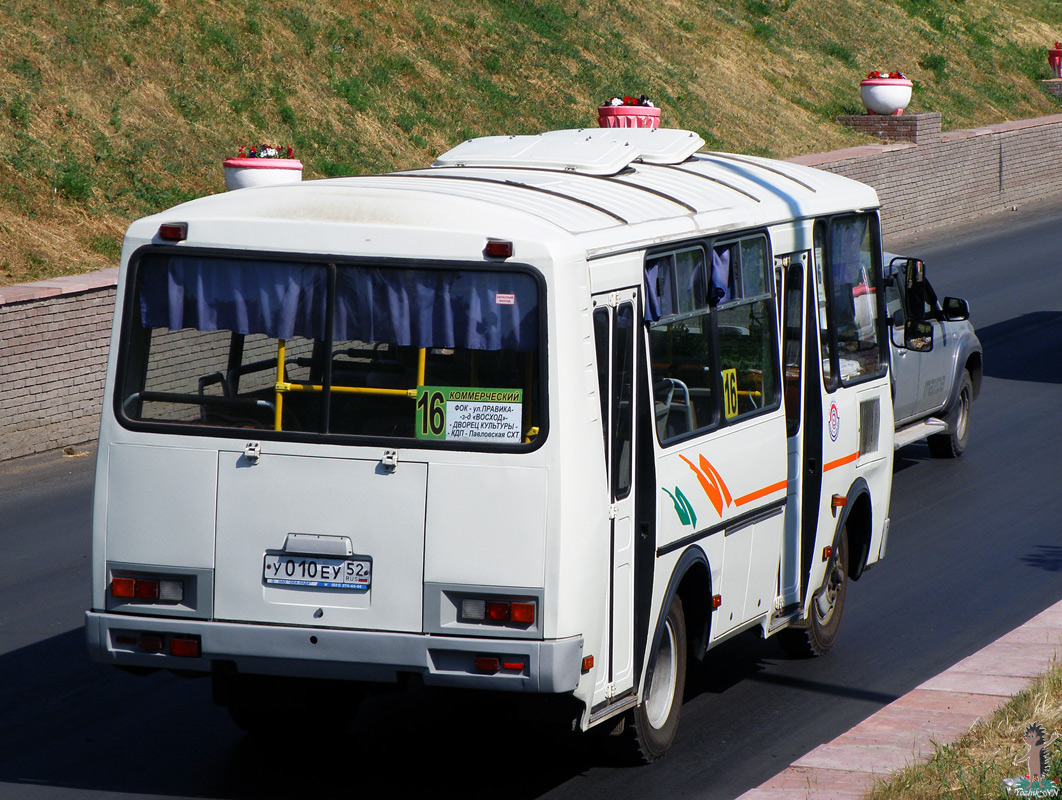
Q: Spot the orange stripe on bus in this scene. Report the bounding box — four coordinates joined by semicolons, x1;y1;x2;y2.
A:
823;451;860;471
734;480;788;506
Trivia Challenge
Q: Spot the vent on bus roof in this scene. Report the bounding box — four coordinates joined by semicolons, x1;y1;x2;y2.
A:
432;128;705;176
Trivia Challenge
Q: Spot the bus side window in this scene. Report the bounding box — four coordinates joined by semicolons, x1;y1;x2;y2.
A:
714;237;780;421
645;246;717;444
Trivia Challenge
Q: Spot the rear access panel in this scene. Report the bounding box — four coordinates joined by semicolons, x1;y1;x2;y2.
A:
213;450;427;632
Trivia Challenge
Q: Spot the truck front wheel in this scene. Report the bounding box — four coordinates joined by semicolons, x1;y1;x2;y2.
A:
928;371;972;458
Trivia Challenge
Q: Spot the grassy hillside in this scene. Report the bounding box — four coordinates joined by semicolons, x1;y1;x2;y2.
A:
1;0;1059;286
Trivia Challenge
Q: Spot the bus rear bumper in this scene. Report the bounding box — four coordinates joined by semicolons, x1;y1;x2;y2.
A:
85;611;584;693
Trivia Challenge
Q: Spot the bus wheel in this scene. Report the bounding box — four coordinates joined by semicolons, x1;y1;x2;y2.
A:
627;595;687;762
781;526;848;658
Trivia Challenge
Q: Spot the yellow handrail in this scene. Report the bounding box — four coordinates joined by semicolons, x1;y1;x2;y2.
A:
272;342;425;431
274;340;286;431
276;381;416;398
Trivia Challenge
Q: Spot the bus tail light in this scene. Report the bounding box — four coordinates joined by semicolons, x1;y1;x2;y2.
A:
460;596;536;626
111;577;136;598
509;599;535;624
110;576;184;603
158;222;187;241
473;656;525;673
483;239;513;259
169;637;201;658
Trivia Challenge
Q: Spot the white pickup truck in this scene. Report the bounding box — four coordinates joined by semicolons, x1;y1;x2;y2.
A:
884;255;983;456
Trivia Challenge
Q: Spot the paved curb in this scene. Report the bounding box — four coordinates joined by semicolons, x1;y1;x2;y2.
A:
736;600;1062;799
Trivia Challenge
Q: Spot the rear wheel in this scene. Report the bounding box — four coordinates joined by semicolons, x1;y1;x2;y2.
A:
626;595;687;763
781;526;848;657
928;371;972;458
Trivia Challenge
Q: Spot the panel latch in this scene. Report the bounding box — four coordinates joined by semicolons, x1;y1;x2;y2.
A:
243;441;261;464
381;449;399;471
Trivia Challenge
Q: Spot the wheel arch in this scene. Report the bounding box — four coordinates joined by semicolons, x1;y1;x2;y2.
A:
965;350;983;400
653;546;712;667
836;478;872;581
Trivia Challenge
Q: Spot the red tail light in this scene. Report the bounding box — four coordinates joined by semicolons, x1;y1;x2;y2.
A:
158;222;187;241
111;577;136;598
169;637;201;658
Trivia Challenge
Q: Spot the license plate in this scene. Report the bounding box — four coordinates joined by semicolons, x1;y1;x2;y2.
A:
263;554;371;590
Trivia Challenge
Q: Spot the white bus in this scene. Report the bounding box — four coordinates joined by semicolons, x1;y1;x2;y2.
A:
86;127;893;760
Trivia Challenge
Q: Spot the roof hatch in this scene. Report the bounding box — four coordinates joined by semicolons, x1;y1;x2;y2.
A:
433;128;705;176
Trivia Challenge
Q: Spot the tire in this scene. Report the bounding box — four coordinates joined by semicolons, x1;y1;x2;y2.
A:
928;371;972;458
625;595;687;763
780;526;848;658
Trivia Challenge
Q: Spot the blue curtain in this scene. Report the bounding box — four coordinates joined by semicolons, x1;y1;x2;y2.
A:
332;268;537;351
138;256;538;352
644;248;720;322
139;256;329;340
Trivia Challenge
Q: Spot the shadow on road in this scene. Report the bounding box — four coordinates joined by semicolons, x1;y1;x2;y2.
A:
1020;545;1062;573
0;622;883;799
977;311;1062;384
0;627;611;798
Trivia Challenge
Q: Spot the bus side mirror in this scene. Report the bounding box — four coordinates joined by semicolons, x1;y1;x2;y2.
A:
904;319;934;352
942;297;969;321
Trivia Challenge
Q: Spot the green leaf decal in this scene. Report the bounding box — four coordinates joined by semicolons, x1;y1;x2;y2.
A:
664;487;697;528
676;487;697;528
663;488;691;526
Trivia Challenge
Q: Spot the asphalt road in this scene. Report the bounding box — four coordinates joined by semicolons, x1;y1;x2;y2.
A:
1;196;1061;799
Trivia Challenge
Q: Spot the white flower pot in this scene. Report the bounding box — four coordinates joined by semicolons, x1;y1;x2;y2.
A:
223;158;304;190
859;78;913;116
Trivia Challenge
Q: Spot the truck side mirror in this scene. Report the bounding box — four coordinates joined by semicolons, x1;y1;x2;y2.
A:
904;259;927;321
942;297;969;321
904;319;933;352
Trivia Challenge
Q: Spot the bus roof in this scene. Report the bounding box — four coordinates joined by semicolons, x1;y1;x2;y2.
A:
132;129;879;259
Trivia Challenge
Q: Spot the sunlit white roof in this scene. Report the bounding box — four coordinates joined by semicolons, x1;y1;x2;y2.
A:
133;128;880;259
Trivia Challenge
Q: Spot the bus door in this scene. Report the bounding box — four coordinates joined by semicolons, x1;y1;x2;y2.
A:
591;289;638;704
801;216;884;613
775;252;808;609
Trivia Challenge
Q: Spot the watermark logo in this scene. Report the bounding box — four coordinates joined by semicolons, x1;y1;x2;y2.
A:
1002;723;1061;797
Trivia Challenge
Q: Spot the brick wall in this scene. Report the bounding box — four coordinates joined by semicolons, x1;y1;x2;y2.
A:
0;273;117;460
792;114;1062;238
2;113;1062;461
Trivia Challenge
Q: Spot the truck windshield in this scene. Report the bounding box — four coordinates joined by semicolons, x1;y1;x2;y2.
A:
117;252;544;447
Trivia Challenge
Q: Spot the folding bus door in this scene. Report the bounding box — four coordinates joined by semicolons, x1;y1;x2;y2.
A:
591;289;638;704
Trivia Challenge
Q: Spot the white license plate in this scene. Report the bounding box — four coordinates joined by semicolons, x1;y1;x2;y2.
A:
263;554;371;590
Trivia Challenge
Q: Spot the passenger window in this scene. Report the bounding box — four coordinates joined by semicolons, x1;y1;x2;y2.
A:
713;238;779;421
648;315;716;443
644;235;780;446
645;244;716;444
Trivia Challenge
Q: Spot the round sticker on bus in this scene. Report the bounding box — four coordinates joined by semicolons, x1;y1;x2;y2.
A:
828;402;840;442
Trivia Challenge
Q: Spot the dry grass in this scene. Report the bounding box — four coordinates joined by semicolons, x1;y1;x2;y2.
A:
0;0;1059;286
868;661;1062;799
